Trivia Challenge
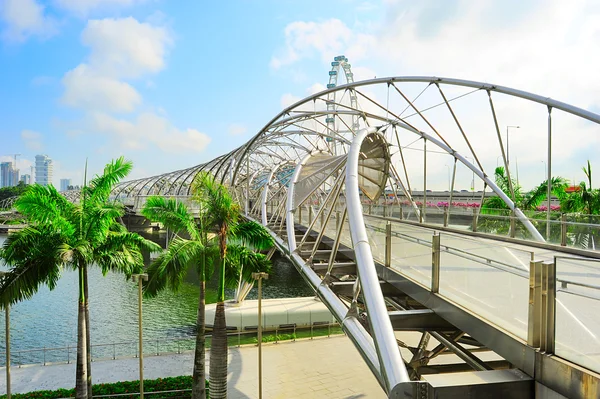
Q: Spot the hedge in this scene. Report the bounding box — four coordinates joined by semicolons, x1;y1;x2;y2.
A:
0;375;208;399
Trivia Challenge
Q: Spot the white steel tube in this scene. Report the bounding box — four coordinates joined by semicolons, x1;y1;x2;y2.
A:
345;127;411;392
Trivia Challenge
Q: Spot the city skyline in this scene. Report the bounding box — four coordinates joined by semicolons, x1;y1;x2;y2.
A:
0;1;599;191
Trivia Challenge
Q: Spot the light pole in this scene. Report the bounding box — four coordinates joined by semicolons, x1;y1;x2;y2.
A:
252;272;268;399
506;125;520;167
542;160;547;180
0;272;9;399
132;273;148;399
465;156;475;193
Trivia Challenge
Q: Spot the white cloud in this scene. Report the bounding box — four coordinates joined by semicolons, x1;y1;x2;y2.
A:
61;17;171;112
54;0;146;16
81;17;171;79
270;18;376;70
228;124;247;136
280;93;301;109
62;64;141;113
0;0;57;42
21;129;43;151
90;112;211;153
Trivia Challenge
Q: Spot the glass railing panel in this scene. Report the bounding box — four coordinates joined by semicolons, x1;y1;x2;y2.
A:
555;257;600;374
438;233;529;340
364;217;433;286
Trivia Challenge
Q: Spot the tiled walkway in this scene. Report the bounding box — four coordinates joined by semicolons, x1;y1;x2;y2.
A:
1;335;385;399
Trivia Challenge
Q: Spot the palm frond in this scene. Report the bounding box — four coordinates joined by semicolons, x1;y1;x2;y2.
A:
15;185;76;233
224;244;271;288
141;196;199;240
144;237;206;297
0;227;66;307
87;157;133;204
230;221;274;251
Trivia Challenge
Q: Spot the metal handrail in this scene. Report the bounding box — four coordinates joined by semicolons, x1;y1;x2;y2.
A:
0;322;341;367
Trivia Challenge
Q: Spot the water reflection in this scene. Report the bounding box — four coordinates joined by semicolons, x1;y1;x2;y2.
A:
0;233;312;362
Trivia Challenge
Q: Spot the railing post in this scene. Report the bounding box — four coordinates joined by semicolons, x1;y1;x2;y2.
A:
560;214;567;246
471;208;478;232
43;347;46;366
385;221;392;268
443;206;449;227
527;260;543;348
320;209;325;228
541;260;556;354
431;232;440;293
298;206;302;225
510;210;516;238
67;345;70;364
336;211;341;231
308;206;313;225
113;343;116;360
369;203;372;215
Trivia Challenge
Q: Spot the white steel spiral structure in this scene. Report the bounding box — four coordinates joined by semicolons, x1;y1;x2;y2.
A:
108;59;600;398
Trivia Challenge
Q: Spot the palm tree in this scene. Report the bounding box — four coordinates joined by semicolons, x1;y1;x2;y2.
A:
560;161;600;248
193;172;274;399
142;174;273;399
142;196;216;399
0;157;161;399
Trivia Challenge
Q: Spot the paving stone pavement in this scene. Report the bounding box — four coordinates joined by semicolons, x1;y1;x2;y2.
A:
0;335;385;399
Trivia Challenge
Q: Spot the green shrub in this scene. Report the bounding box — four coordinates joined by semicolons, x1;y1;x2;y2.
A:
0;375;209;399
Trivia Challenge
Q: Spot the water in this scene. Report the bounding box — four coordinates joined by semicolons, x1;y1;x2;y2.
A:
0;234;313;364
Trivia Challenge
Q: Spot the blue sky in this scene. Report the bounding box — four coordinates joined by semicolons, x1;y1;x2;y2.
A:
1;0;599;189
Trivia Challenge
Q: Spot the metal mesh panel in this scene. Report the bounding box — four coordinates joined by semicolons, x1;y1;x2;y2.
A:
358;134;390;201
293;154;345;209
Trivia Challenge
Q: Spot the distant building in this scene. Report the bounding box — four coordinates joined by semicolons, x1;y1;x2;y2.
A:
60;178;72;192
0;162;19;188
35;155;53;186
20;174;31;185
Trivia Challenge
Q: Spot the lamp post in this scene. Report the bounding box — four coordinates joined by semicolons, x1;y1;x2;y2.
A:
132;273;148;399
542;160;547;180
506;125;520;167
465;156;475;193
252;272;268;399
0;272;9;399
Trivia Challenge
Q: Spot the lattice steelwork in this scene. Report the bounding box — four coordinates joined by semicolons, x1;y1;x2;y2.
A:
62;59;600;398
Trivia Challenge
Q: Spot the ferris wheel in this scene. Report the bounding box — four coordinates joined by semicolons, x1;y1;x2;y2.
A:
325;55;360;146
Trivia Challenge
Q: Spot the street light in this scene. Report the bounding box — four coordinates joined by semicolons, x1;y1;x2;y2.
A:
252;272;269;399
132;273;148;399
0;272;10;399
542;160;547;180
506;125;520;167
465;156;475;193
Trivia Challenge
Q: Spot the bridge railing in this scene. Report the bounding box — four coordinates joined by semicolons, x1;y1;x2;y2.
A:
348;213;600;375
359;203;600;251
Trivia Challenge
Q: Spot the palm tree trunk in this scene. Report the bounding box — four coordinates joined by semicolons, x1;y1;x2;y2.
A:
76;265;88;399
192;279;206;399
209;256;228;399
209;301;228;399
84;267;92;399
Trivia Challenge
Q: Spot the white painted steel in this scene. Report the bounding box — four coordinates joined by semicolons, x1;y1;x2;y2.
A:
345;127;411;392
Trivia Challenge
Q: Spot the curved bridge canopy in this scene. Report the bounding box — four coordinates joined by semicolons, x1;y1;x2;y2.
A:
111;71;600;398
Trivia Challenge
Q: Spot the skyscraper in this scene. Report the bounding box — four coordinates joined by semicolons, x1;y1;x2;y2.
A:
60;178;72;191
35;154;53;186
20;174;31;185
0;162;18;188
0;162;10;188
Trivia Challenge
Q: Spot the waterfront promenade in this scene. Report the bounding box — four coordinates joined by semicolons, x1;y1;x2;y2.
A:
0;335;384;399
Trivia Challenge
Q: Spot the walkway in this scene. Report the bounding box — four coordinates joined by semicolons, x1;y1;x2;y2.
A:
1;335;385;399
